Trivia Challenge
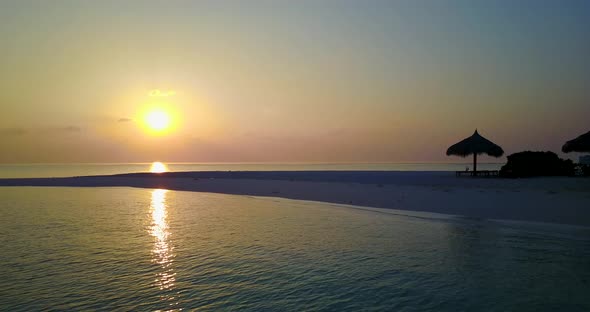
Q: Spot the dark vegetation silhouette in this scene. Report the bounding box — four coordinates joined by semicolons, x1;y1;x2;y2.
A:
500;151;575;178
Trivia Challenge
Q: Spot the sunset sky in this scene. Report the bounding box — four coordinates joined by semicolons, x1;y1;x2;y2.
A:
1;0;588;163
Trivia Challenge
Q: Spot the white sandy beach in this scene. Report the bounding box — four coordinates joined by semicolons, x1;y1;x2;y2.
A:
1;171;589;226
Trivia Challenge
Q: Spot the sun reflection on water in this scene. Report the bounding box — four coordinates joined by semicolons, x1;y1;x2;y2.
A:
149;189;178;307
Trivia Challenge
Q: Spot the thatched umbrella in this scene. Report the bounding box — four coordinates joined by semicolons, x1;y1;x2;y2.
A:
562;130;590;153
446;129;504;174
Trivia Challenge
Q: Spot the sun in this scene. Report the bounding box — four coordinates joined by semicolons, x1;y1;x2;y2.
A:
150;161;168;173
145;110;170;131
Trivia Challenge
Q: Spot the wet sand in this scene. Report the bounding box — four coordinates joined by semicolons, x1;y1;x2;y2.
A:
1;171;589;226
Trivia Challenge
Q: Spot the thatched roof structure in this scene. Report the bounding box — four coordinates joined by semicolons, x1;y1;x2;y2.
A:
562;130;590;153
447;130;504;174
447;130;504;158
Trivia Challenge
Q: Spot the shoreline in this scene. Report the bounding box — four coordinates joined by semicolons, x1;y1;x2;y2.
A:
1;171;590;226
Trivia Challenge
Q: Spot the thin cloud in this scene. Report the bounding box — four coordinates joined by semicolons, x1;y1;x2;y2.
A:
149;89;176;97
118;118;132;122
46;126;82;133
0;126;82;135
0;128;27;136
60;126;82;132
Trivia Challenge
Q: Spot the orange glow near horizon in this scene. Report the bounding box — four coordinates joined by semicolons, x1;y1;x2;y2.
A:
150;162;168;173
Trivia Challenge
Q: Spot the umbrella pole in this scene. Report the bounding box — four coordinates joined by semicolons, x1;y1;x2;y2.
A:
473;153;477;176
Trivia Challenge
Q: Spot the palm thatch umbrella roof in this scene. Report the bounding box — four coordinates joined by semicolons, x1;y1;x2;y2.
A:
447;130;504;174
562;130;590;153
447;130;504;157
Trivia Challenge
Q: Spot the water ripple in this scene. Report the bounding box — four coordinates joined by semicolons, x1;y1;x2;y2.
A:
0;187;589;311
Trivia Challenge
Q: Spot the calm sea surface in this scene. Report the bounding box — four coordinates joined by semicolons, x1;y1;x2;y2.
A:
0;163;503;178
0;187;589;311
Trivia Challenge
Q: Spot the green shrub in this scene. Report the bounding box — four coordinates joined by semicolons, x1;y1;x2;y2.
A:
500;151;575;178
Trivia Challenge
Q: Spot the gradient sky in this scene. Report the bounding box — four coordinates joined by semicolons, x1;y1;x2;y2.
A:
1;0;589;163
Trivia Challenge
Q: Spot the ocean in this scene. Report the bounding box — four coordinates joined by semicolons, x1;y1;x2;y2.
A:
1;187;589;311
0;162;503;178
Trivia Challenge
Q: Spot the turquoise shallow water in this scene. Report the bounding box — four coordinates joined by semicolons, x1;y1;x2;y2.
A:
0;187;589;311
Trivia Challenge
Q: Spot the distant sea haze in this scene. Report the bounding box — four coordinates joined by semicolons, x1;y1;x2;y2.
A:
0;163;503;178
